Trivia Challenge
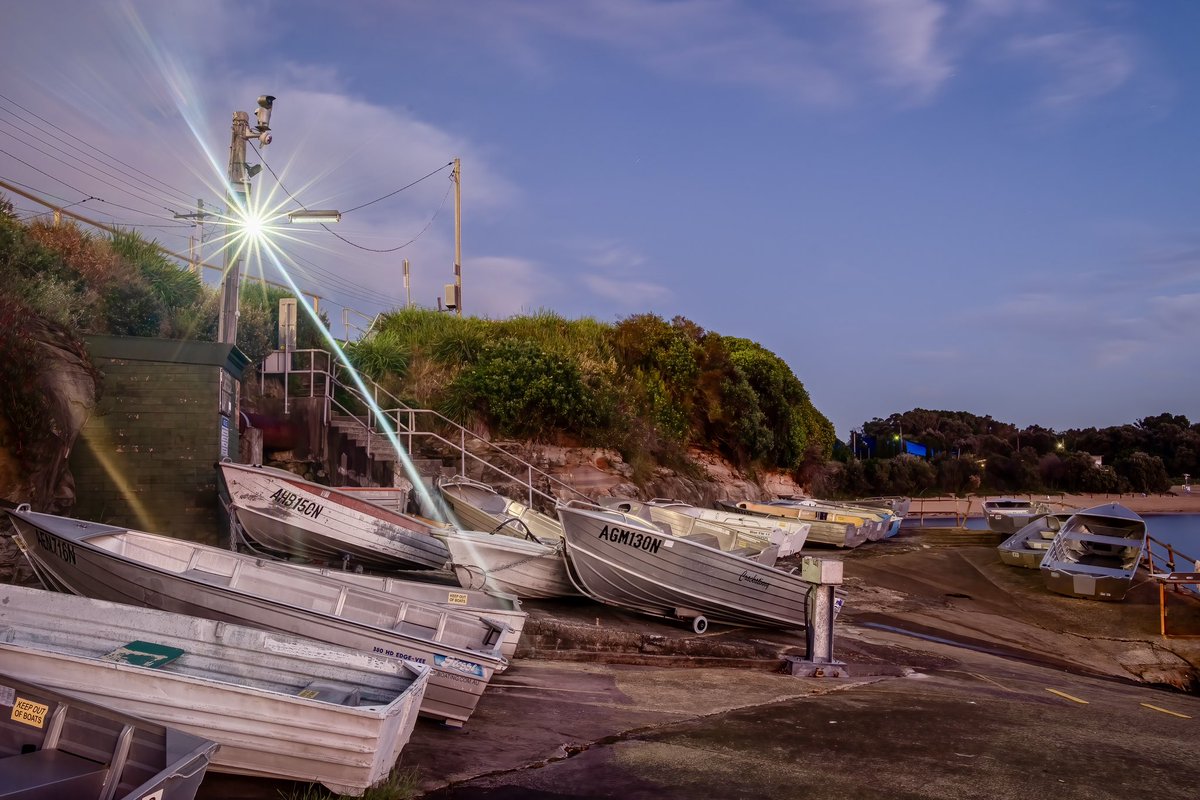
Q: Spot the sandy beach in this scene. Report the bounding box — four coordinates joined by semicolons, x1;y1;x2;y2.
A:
905;487;1200;518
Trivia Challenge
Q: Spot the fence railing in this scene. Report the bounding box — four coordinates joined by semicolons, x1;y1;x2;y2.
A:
260;348;589;511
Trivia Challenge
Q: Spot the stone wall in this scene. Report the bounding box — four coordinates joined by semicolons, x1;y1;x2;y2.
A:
69;335;248;544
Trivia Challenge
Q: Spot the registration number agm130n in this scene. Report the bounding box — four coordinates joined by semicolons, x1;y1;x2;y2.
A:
597;525;662;555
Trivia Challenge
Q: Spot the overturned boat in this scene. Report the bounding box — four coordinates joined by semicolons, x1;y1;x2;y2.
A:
0;585;429;796
0;669;217;800
218;461;450;571
997;512;1073;569
600;497;809;557
8;507;508;728
556;502;810;633
1039;503;1147;601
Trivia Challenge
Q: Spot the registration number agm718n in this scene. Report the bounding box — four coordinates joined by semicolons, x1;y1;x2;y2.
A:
35;530;76;564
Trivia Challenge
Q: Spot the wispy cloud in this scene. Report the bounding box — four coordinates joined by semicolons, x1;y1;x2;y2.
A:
845;0;954;103
1006;28;1135;108
582;274;672;307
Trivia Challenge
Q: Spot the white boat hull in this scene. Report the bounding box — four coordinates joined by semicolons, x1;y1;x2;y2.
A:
219;462;449;570
438;477;565;542
0;585;428;796
440;528;578;599
293;565;528;658
9;508;508;728
557;503;810;630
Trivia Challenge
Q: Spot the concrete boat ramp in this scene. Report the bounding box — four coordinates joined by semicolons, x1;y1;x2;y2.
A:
197;529;1200;799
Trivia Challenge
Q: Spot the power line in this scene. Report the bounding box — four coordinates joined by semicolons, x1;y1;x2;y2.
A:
249;142;453;253
0;112;195;212
0;92;196;202
340;161;453;215
0;126;193;224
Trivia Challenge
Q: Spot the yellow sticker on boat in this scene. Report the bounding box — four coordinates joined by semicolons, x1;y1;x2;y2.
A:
12;697;48;728
297;689;320;699
447;592;469;605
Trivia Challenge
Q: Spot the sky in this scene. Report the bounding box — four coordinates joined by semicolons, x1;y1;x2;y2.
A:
1;1;1197;443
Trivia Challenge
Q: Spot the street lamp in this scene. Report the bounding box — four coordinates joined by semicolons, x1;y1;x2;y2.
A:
287;210;342;224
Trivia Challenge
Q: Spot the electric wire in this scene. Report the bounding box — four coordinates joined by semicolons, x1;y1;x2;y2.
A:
249;142;453;253
0;112;196;212
0;92;196;203
0;127;193;224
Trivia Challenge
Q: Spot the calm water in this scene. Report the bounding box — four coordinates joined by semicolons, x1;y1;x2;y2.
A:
908;512;1200;565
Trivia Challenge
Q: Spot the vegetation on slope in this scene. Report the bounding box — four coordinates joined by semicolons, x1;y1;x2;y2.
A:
347;308;834;482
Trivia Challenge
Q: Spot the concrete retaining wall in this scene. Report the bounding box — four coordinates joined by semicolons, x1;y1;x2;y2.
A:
69;335;248;544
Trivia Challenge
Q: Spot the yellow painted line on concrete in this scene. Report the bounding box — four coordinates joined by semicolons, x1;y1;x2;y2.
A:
1140;703;1192;719
1045;688;1089;704
969;672;1015;692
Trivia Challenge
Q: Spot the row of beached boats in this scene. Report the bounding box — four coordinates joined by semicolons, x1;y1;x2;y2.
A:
0;463;905;796
991;499;1149;602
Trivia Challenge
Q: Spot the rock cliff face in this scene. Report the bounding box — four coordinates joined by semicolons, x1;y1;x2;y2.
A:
0;319;97;512
459;443;803;505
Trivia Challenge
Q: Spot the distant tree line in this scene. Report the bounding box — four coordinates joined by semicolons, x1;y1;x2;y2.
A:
816;409;1196;498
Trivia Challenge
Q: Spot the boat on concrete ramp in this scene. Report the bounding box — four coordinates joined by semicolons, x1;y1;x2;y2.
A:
556;501;809;633
438;527;579;600
290;564;528;659
0;584;429;797
437;475;566;542
1039;503;1148;601
997;512;1073;569
723;499;872;549
7;506;509;728
600;497;810;557
981;497;1052;535
218;460;450;571
0;669;217;800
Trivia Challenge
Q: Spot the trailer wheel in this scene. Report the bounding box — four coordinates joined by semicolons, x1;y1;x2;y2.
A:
691;615;708;635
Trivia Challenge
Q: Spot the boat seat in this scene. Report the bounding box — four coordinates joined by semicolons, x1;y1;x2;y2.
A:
0;748;107;798
728;547;760;558
680;533;722;550
296;680;361;706
181;568;232;587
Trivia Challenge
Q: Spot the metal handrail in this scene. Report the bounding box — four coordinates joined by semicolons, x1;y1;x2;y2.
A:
263;348;588;510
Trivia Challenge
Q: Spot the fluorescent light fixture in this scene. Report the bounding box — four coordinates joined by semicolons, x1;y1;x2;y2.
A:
287;210;342;224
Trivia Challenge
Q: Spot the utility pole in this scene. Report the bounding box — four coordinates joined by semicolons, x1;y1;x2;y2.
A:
403;258;411;308
174;198;211;275
218;95;275;345
452;157;462;316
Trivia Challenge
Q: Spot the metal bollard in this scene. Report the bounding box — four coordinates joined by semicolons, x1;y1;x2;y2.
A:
786;557;849;678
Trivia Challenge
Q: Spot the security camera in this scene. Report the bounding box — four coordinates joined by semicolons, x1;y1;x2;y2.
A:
255;95;275;131
259;130;273;146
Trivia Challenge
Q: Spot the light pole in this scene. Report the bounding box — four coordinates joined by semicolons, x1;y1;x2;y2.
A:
218;95;275;345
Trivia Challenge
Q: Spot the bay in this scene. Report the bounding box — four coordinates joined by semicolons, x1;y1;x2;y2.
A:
906;512;1200;568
